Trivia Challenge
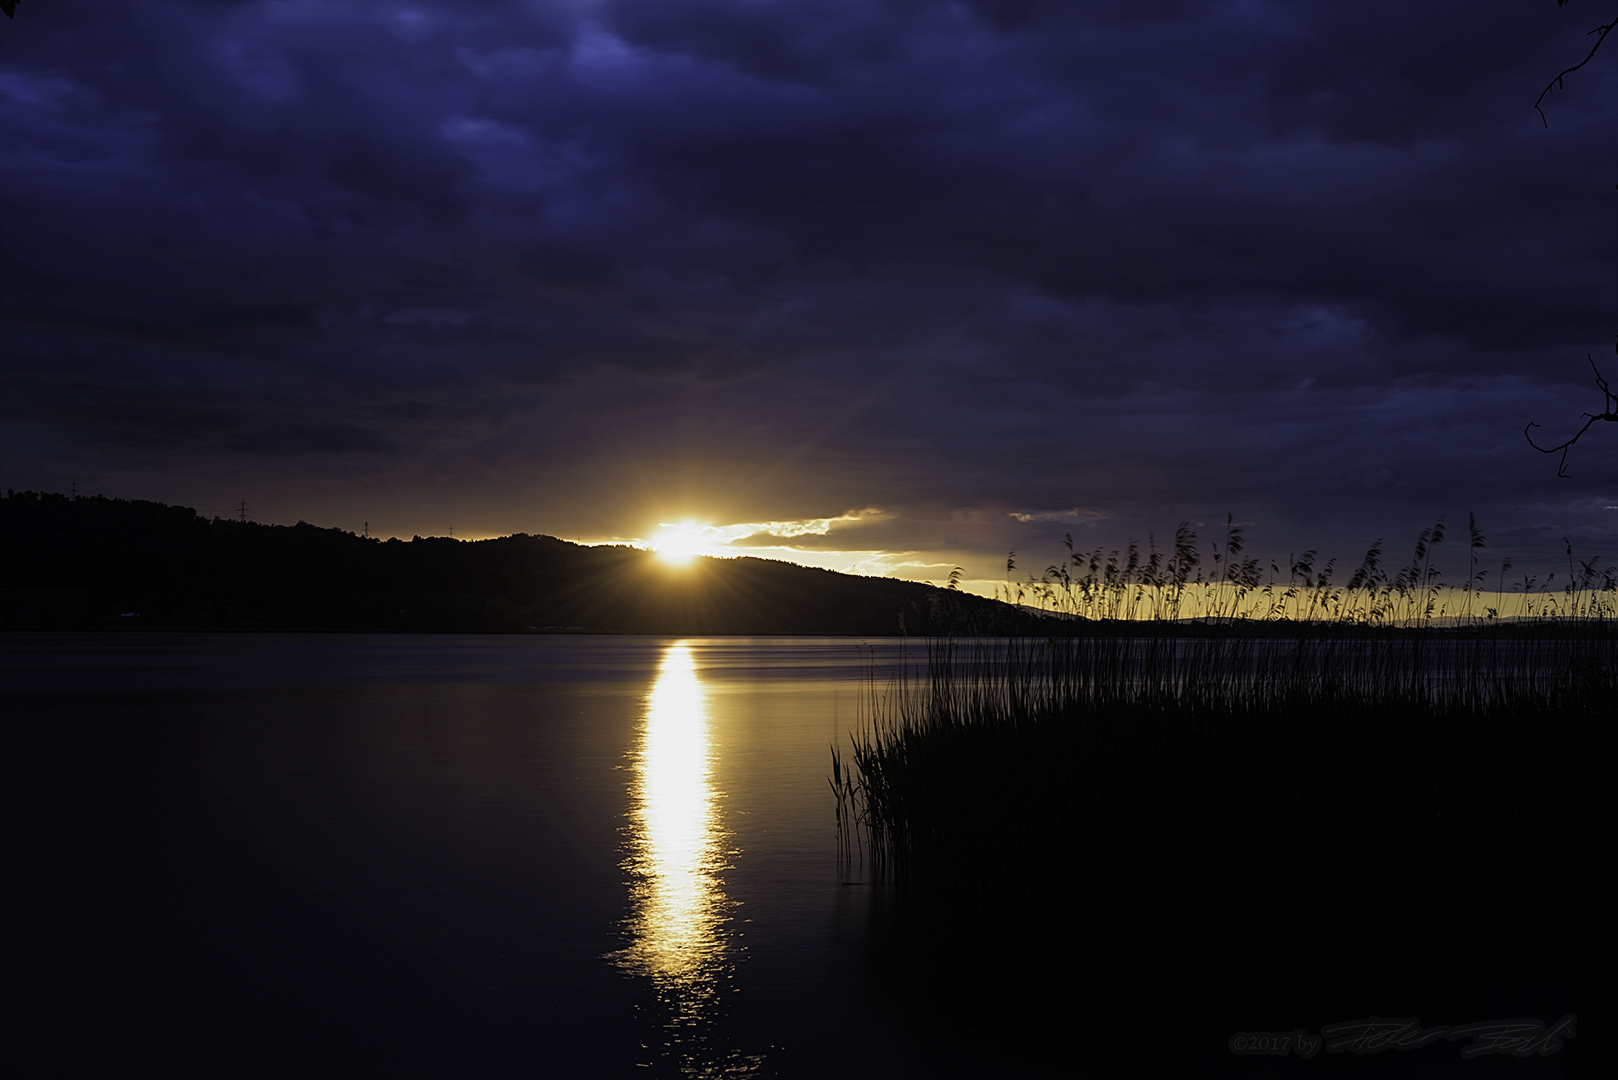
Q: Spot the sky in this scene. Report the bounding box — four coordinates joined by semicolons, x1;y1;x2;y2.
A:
2;0;1614;595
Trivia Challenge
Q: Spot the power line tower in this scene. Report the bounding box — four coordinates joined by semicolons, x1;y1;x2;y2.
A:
448;525;455;539
238;498;249;522
69;477;77;498
363;521;370;538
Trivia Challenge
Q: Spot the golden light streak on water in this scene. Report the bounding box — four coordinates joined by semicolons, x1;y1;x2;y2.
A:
608;642;760;1076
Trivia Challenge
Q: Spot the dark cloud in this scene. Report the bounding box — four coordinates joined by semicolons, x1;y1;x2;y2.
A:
1;0;1612;578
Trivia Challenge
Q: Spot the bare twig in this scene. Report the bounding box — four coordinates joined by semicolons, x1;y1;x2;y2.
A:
1534;4;1618;127
1525;351;1618;477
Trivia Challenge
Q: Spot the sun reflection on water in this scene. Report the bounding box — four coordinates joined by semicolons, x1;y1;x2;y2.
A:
609;642;760;1076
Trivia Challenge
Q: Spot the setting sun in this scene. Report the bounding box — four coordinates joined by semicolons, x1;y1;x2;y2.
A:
651;523;716;566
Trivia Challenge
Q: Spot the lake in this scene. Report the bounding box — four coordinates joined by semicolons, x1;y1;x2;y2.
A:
7;633;1055;1078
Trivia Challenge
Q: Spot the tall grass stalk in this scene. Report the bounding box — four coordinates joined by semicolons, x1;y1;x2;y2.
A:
837;612;1612;1066
1022;519;1617;625
840;621;1615;886
837;524;1613;1067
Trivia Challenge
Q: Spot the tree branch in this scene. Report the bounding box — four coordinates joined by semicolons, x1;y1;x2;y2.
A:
1525;352;1618;477
1535;8;1618;126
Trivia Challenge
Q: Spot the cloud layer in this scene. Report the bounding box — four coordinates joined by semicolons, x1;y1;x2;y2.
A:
2;0;1613;579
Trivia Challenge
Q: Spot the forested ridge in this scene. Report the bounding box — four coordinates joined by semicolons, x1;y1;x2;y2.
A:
0;490;1014;635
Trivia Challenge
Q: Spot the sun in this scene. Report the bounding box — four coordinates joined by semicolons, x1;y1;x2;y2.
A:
651;523;714;567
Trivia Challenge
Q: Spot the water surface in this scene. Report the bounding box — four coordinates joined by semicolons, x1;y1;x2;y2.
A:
7;633;984;1078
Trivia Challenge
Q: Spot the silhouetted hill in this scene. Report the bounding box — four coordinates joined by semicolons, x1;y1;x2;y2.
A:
0;491;1029;635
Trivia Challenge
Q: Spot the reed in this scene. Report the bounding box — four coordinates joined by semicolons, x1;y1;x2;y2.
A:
836;524;1615;1065
1016;515;1618;624
843;627;1612;887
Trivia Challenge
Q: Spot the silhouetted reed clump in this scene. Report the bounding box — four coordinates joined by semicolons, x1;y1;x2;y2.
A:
835;524;1614;1072
1005;514;1618;624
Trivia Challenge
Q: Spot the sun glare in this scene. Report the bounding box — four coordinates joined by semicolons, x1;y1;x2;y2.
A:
651;523;713;566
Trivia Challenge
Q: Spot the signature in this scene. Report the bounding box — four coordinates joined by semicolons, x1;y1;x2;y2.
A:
1230;1014;1576;1060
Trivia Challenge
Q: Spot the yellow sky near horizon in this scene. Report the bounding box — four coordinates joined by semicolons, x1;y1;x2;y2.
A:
363;505;1603;620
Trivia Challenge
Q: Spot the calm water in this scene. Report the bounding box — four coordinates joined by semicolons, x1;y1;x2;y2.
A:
9;633;1025;1078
